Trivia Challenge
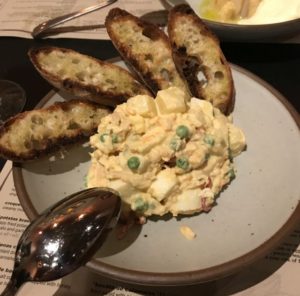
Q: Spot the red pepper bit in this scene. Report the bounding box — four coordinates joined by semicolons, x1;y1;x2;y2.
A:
200;197;212;212
200;176;212;189
196;127;205;134
206;176;212;188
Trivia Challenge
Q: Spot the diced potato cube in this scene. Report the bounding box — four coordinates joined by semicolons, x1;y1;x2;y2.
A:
127;95;157;117
189;97;203;108
189;98;205;113
149;169;178;201
171;189;201;214
228;123;246;157
156;87;187;114
108;179;136;199
198;100;214;119
172;188;214;214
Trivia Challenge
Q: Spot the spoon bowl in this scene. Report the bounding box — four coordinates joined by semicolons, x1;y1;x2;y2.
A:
1;187;121;296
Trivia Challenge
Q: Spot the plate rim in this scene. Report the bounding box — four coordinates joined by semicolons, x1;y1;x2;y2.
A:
13;64;300;286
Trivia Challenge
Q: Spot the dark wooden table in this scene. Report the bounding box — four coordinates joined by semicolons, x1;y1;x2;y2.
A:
0;37;300;170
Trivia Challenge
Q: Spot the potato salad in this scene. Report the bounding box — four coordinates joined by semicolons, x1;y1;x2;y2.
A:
87;87;246;217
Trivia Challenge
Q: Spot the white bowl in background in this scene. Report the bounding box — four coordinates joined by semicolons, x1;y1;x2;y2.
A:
165;0;300;42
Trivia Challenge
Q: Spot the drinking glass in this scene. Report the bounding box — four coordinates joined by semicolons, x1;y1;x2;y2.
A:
0;80;26;125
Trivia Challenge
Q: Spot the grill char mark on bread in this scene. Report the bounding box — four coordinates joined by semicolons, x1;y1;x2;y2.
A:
28;46;152;107
168;4;235;114
105;8;191;97
0;100;110;162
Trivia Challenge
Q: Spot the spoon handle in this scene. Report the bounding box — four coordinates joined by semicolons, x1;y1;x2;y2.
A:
32;0;117;38
0;278;22;296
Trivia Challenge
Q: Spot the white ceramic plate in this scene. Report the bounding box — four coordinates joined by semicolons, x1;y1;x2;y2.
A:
165;0;300;42
14;64;300;285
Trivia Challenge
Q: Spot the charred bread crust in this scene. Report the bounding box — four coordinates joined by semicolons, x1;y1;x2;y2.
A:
105;8;190;96
0;100;110;162
28;46;152;107
168;4;235;114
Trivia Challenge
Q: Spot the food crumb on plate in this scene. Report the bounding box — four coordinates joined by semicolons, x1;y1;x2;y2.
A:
180;225;196;240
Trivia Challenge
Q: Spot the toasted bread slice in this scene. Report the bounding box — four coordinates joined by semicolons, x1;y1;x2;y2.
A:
168;4;235;114
0;100;110;162
28;47;152;107
105;8;191;97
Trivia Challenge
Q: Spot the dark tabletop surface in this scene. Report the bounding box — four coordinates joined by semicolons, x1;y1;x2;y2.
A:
0;37;300;170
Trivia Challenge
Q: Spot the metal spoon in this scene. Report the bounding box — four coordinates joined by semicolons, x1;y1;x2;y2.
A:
32;0;117;39
32;8;169;39
1;187;121;296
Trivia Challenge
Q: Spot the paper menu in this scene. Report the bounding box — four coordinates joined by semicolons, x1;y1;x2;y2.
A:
0;0;166;40
0;161;300;295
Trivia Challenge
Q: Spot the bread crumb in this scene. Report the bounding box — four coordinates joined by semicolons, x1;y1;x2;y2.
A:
180;226;196;240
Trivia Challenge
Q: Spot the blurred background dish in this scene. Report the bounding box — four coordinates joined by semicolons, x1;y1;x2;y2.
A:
164;0;300;42
0;80;26;125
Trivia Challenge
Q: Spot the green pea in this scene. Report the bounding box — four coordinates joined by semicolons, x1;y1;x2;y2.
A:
204;135;215;146
176;125;189;139
99;133;108;143
112;134;118;144
226;168;236;181
169;138;181;151
176;157;189;170
133;197;149;212
127;156;140;170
